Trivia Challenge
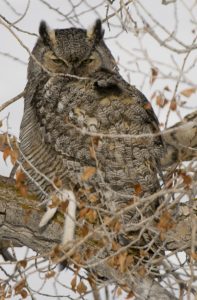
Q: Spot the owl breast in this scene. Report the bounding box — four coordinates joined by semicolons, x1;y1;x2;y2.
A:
24;72;162;212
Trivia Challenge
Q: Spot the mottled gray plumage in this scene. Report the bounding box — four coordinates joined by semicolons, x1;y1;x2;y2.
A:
20;20;164;247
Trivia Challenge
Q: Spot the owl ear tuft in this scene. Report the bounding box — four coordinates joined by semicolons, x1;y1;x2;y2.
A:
87;19;104;44
39;21;56;46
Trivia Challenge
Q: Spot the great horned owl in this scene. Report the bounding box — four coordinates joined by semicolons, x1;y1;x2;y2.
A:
20;20;164;249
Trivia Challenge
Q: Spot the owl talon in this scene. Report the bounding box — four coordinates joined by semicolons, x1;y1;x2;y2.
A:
39;205;57;227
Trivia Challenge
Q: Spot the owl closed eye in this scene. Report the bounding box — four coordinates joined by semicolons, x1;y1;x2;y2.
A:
27;19;118;80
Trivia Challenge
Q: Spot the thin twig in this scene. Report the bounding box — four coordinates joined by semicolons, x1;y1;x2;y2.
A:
0;91;25;112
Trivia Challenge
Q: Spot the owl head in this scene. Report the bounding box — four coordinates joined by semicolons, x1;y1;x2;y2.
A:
28;20;118;80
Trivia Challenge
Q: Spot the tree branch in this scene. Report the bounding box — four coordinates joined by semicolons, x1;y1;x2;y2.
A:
161;110;197;167
0;174;195;299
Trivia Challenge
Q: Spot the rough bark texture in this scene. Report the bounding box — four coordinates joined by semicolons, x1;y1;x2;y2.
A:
0;174;195;300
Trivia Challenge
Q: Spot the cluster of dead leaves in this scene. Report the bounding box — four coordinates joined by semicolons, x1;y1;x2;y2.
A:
14;279;28;299
15;170;27;196
79;207;97;224
157;210;175;240
177;170;192;188
103;216;122;233
0;133;19;166
81;166;96;182
71;269;88;295
150;81;196;112
108;251;134;273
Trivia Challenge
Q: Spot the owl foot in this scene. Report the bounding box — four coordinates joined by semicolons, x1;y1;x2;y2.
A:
39;190;77;245
39;204;57;228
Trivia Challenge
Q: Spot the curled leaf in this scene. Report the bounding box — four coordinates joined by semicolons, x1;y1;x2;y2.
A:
76;281;87;294
81;166;96;181
150;67;158;85
181;88;196;97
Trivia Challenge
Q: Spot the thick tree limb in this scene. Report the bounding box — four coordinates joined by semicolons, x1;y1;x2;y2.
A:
0;174;194;254
161;110;197;167
0;175;195;299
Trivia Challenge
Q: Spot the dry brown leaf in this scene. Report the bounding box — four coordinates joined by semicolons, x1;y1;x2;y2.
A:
125;254;134;267
92;136;100;146
3;146;11;161
18;260;27;269
150;67;158;85
180;87;196;97
134;183;142;196
140;250;149;258
14;278;26;295
88;193;98;203
72;253;82;265
170;99;177;111
59;200;69;213
45;271;56;279
85;209;97;223
49;195;61;209
89;145;96;160
10;149;19;165
79;207;89;218
191;252;197;260
16;170;26;185
16;169;28;197
71;275;77;291
0;134;7;150
81;166;96;181
107;256;116;268
20;289;28;299
114;220;121;232
53;177;62;188
181;173;192;187
164;86;171;91
143;102;152;110
112;240;121;251
138;266;147;277
19;185;28;197
103;215;112;225
157;211;174;234
50;244;63;262
84;247;95;260
156;95;168;108
126;290;135;299
78;224;89;237
119;252;127;273
76;281;87;294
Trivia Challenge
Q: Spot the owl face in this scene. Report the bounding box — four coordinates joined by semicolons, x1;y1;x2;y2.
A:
28;20;118;80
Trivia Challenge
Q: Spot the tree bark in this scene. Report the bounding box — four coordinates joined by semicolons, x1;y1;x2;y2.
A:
0;174;195;299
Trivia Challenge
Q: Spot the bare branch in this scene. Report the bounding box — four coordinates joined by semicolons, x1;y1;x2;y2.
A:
0;91;25;112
